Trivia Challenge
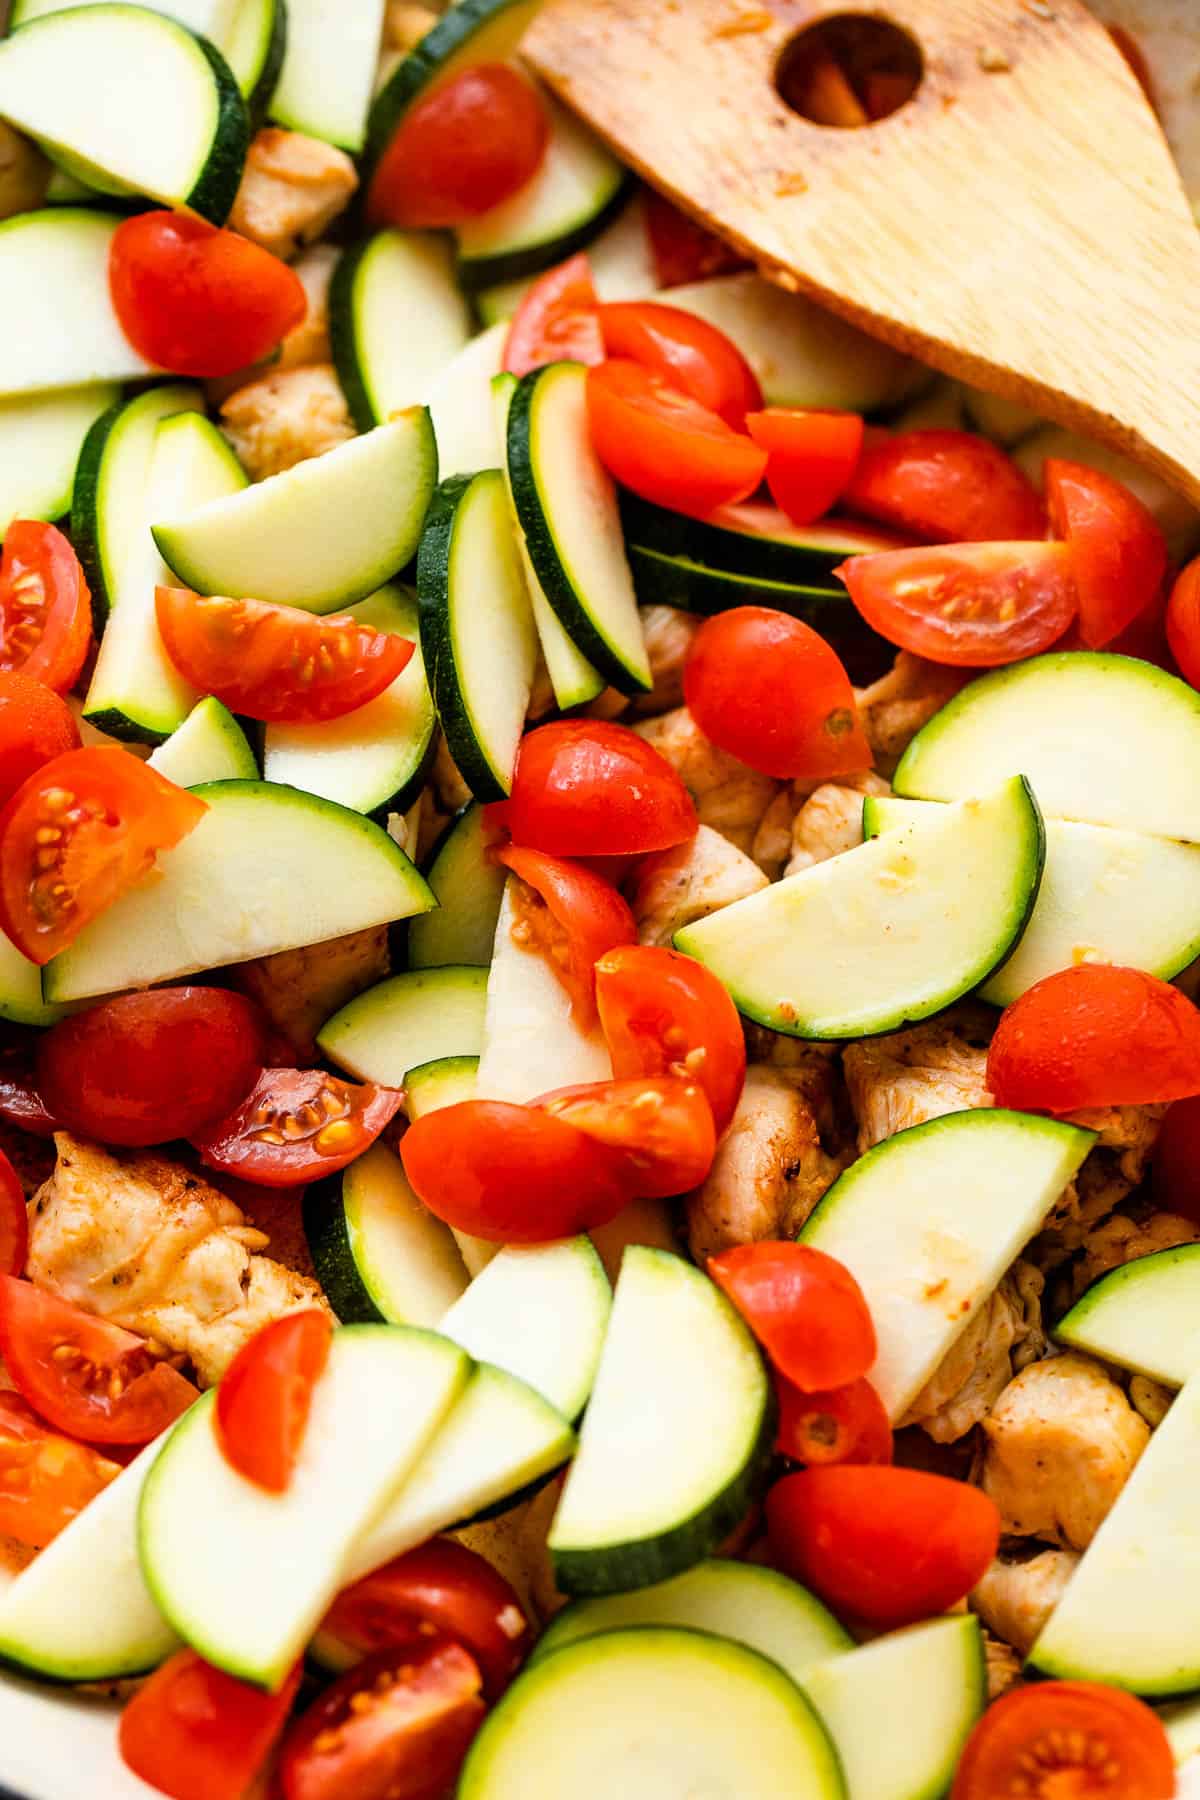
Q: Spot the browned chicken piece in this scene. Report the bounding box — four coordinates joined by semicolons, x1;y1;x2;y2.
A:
220;365;355;480
750;789;795;879
232;925;390;1063
632;825;768;948
1062;1208;1199;1306
1129;1374;1174;1428
634;707;780;856
686;1064;848;1260
854;652;970;772
901;1262;1047;1444
1034;1150;1158;1271
972;1548;1080;1658
841;1007;995;1152
983;1631;1024;1701
432;733;472;814
277;244;338;369
1065;1102;1166;1187
0;124;48;220
784;772;892;877
384;1;438;52
27;1136;330;1387
627;606;701;718
230;129;358;261
980;1353;1149;1550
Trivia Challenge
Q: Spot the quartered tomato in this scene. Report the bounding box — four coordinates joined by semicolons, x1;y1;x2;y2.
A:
0;522;92;694
0;672;79;806
745;409;864;526
504;252;603;378
1044;458;1167;648
837;541;1078;667
369;63;548;229
496;845;636;1022
191;1068;405;1187
1166;555;1200;688
642;189;749;288
843;428;1045;541
216;1310;332;1494
951;1680;1175;1800
987;964;1200;1112
322;1539;531;1699
498;720;697;858
0;1144;25;1276
280;1639;485;1800
587;360;767;515
0;747;207;965
595;943;746;1135
597;301;761;428
109;211;307;379
0;1391;119;1548
0;1277;198;1444
775;1374;893;1468
400;1099;631;1242
120;1649;302;1800
36;987;266;1147
535;1075;717;1198
707;1242;876;1391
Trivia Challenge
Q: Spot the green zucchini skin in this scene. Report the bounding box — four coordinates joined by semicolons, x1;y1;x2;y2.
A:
302;1177;387;1327
69;396;124;624
620;492;897;586
328;236;376;434
455;175;631;294
416;473;503;799
184;35;251;226
246;0;288;127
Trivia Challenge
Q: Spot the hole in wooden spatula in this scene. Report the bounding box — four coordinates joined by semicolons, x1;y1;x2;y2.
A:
776;14;922;127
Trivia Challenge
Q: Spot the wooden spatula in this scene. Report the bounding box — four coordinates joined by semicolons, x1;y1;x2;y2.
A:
524;0;1200;505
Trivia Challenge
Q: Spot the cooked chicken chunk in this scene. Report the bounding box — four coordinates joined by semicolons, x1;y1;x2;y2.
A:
27;1137;329;1386
230;129;358;261
634;708;780;855
432;734;472;814
842;1008;994;1152
784;772;891;876
1035;1147;1161;1272
632;825;768;947
1063;1208;1199;1306
972;1549;1079;1658
1129;1374;1174;1428
385;1;438;52
750;789;794;879
277;244;338;370
0;124;48;221
232;925;390;1063
980;1354;1149;1550
1067;1102;1165;1186
983;1631;1024;1700
220;365;355;480
628;606;700;718
855;653;969;771
902;1262;1046;1444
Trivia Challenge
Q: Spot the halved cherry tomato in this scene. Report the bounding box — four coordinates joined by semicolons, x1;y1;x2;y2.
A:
684;606;871;779
0;746;207;964
497;720;697;858
535;1074;717;1198
400;1099;631;1241
0;1277;198;1444
120;1650;303;1800
775;1374;892;1467
1044;458;1167;648
1167;555;1200;688
496;844;636;1023
216;1310;332;1494
987;964;1200;1112
503;251;603;377
0;672;79;806
109;211;307;379
0;522;92;694
707;1242;876;1391
0;1144;25;1276
0;1040;57;1137
192;1068;405;1188
155;588;415;724
766;1465;1001;1629
280;1639;484;1800
587;359;768;515
322;1539;531;1699
843;428;1045;541
1152;1095;1200;1224
642;189;750;288
744;409;864;526
837;541;1078;667
36;987;266;1148
595;943;746;1135
368;63;548;229
951;1679;1175;1800
597;301;761;428
0;1391;119;1547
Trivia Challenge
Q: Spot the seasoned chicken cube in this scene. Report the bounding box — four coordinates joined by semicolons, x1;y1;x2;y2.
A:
628;606;701;718
842;1008;994;1152
634;707;780;855
982;1631;1024;1700
1064;1208;1199;1306
0;123;48;220
901;1262;1046;1444
750;789;795;880
979;1353;1149;1550
432;734;472;814
220;364;355;480
277;244;338;370
27;1137;329;1387
233;925;390;1063
1066;1102;1166;1187
230;128;358;261
972;1548;1079;1658
855;652;969;772
1129;1374;1174;1428
632;824;768;947
1036;1148;1164;1273
784;772;891;876
384;1;438;52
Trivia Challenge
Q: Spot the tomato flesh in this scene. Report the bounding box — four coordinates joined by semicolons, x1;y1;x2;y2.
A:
950;1679;1175;1800
535;1075;717;1198
192;1068;404;1188
745;409;864;526
0;672;79;806
495;845;636;1023
0;1390;119;1547
109;211;307;379
0;521;92;694
588;359;767;516
497;720;697;858
120;1650;302;1800
1044;458;1167;648
216;1309;332;1494
775;1374;893;1467
370;62;548;229
843;428;1045;541
504;252;603;378
595;943;746;1135
1167;556;1200;688
707;1242;876;1391
642;189;749;287
0;1276;198;1444
156;588;415;724
597;301;762;428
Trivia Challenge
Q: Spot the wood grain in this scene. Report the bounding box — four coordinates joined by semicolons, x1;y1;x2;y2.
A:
526;0;1200;503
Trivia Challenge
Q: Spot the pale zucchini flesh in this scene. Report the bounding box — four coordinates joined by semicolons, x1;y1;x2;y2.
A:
1055;1245;1200;1387
268;0;384;150
0;210;158;396
147;695;258;787
318;965;489;1088
407;803;507;971
0;385;119;538
331;230;472;431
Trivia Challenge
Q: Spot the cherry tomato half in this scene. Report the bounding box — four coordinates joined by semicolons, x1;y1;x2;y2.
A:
0;747;207;964
843;428;1045;542
0;1276;198;1444
642;189;750;288
1044;458;1167;649
1152;1095;1200;1224
120;1650;303;1800
766;1465;1001;1629
950;1679;1175;1800
498;720;697;859
0;1391;119;1548
0;672;79;806
216;1310;332;1494
370;62;547;230
745;409;864;526
496;844;636;1023
707;1242;876;1391
595;943;746;1135
0;1144;25;1277
1167;556;1200;689
0;521;92;694
191;1068;405;1188
837;541;1078;667
597;301;761;428
586;359;768;516
775;1374;892;1467
109;211;307;379
155;588;415;724
504;252;603;378
535;1074;717;1198
36;987;266;1147
987;964;1200;1112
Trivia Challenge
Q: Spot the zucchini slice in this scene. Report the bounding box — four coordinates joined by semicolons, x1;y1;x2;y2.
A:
268;0;383;150
473;193;657;324
224;0;285;109
147;695;258;787
407;803;507;971
11;0;238;34
1055;1244;1200;1388
548;1247;772;1594
0;384;119;539
621;492;907;586
0;5;248;222
0;932;65;1027
425;321;507;479
153;411;438;613
330;231;472;432
405;1055;479;1119
0;209;158;395
318;965;490;1088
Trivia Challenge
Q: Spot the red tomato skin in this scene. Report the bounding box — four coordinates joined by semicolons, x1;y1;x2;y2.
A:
988;964;1200;1112
775;1375;893;1467
120;1651;303;1800
369;63;548;229
496;844;636;1023
1152;1096;1200;1223
216;1310;332;1494
192;1069;405;1187
503;252;603;377
400;1099;632;1241
707;1242;876;1391
534;1075;717;1198
1044;458;1167;648
837;541;1078;667
109;212;307;379
642;189;750;288
684;607;871;779
0;1042;58;1137
767;1466;1001;1629
586;359;768;516
843;429;1045;541
745;409;865;526
500;720;697;858
0;522;92;694
950;1679;1175;1800
0;673;79;805
594;943;746;1135
597;301;762;428
1167;557;1200;688
0;1146;25;1277
36;988;266;1148
0;1391;119;1547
